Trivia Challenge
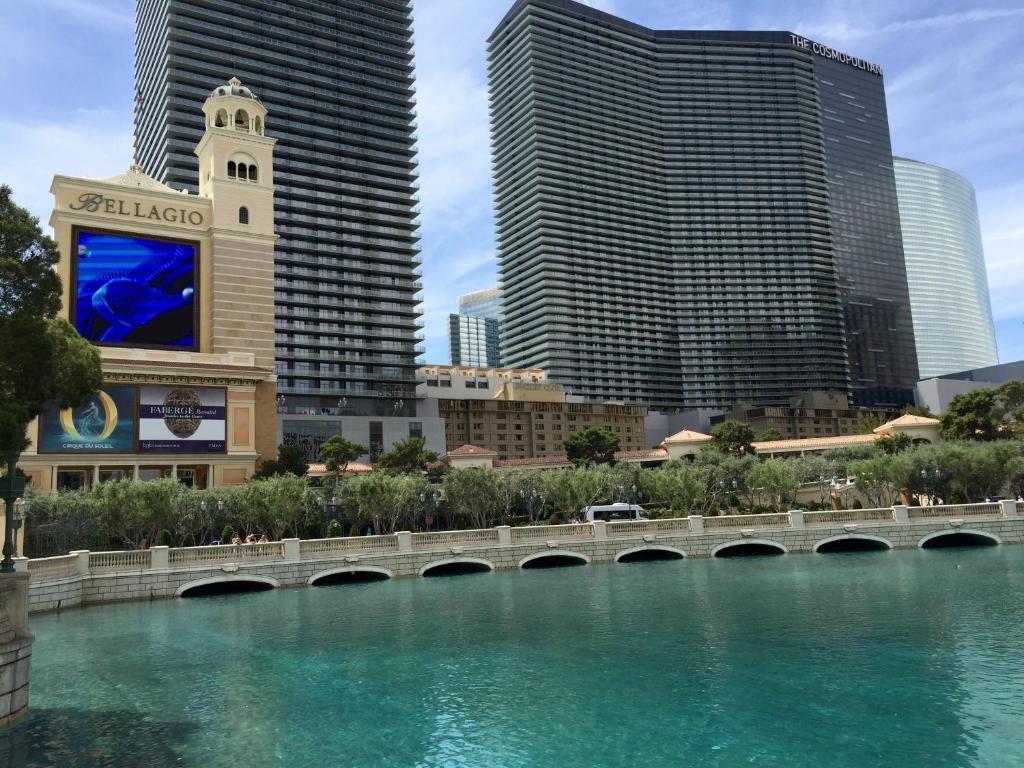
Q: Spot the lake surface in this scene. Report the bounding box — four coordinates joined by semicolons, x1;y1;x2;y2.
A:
4;547;1024;767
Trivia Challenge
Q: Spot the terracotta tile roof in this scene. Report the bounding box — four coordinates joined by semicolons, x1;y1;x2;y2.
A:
615;448;669;460
445;444;499;457
752;434;877;452
874;414;941;432
306;463;373;475
493;455;573;469
663;429;713;443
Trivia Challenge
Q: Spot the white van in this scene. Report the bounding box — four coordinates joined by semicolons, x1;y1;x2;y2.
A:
583;503;648;522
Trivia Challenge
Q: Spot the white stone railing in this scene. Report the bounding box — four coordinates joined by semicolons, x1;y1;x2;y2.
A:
704;512;791;530
26;554;79;581
25;499;1021;582
300;535;398;559
412;529;500;550
804;508;894;526
168;542;285;566
510;524;594;541
89;550;152;573
907;502;1002;520
606;518;691;537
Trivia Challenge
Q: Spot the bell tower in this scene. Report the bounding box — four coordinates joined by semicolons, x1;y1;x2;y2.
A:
196;77;275;236
192;77;277;369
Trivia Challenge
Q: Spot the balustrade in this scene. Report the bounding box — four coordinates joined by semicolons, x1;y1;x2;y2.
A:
24;501;1018;583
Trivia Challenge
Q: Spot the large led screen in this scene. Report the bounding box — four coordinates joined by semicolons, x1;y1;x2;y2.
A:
138;386;226;453
38;386;136;453
73;229;196;349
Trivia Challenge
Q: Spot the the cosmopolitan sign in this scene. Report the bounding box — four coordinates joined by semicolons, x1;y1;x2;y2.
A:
68;193;205;226
790;35;883;76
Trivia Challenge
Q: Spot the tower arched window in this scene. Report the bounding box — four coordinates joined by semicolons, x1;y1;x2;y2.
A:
254;116;263;135
239;164;249;181
235;109;250;132
215;109;228;128
248;165;258;182
239;206;249;225
227;160;237;178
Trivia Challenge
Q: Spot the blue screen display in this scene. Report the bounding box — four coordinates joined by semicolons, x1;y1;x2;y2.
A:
74;230;195;349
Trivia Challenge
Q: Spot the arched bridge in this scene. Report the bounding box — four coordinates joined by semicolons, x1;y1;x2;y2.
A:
25;500;1024;613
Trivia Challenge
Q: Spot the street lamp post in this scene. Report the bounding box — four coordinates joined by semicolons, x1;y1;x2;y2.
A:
1;450;26;573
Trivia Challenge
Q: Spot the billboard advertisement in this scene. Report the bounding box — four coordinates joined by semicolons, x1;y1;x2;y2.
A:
138;386;225;453
72;228;197;350
38;386;136;453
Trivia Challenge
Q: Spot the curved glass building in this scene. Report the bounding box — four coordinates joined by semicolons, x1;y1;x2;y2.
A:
893;158;998;379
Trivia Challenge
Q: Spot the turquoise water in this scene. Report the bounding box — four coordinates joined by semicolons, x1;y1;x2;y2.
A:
4;547;1024;767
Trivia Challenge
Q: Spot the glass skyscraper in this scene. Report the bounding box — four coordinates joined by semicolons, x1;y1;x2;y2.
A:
489;0;918;410
135;0;423;428
449;287;503;366
893;157;998;379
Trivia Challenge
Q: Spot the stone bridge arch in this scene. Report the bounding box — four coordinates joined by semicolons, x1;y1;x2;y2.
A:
308;566;393;586
614;545;686;562
419;557;495;577
518;550;590;569
176;574;279;597
711;539;788;558
919;529;1001;549
813;534;893;553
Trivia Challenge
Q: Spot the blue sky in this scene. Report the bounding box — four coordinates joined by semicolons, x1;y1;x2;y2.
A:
1;0;1021;365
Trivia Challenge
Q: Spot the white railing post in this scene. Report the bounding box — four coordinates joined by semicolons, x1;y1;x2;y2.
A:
150;545;169;570
688;515;704;534
71;550;91;576
397;531;412;553
592;520;607;540
893;505;909;524
1000;499;1016;517
789;510;804;529
283;538;301;562
13;557;28;573
496;526;512;546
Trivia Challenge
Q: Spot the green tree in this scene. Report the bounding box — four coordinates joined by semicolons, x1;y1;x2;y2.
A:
941;389;1006;441
710;420;755;455
0;186;103;460
343;471;424;533
564;427;620;466
997;381;1024;437
901;404;934;418
857;412;883;434
756;427;784;442
747;459;799;513
254;444;310;479
319;435;367;490
375;436;437;474
850;455;911;508
876;432;912;455
443;467;502;529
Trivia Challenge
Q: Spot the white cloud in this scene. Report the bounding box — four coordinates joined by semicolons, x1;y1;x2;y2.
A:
0;112;131;230
802;6;1024;41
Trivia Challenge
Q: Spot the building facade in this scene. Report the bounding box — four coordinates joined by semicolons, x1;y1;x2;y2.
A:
893;157;998;379
489;0;918;410
459;286;503;319
711;391;893;441
417;365;547;399
449;287;503;367
437;381;646;460
134;0;425;455
449;315;502;367
22;80;278;491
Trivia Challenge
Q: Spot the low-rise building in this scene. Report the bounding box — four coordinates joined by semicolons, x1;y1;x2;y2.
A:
710;391;893;441
436;378;646;460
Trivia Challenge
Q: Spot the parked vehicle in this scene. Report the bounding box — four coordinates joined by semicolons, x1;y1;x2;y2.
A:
583;503;648;522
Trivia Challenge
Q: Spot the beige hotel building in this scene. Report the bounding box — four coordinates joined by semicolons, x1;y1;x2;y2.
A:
21;79;278;491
